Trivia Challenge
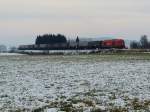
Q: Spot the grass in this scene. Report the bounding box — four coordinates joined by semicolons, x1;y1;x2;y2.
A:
129;98;150;110
93;53;150;60
15;96;150;112
59;53;150;63
109;107;128;112
59;101;73;112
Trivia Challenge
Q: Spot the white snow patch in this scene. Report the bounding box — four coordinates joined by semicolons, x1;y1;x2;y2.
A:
0;53;25;56
47;108;59;112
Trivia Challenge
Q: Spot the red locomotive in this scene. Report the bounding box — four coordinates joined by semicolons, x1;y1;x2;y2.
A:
101;39;125;49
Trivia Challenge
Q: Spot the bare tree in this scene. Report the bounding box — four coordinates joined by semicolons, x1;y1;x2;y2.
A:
76;36;79;49
130;41;140;49
140;35;149;49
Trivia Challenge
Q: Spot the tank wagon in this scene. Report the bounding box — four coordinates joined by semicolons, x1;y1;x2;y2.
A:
19;43;67;50
18;39;125;50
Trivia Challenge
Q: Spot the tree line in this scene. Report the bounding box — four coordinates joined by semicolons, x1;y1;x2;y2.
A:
35;34;67;45
130;35;150;49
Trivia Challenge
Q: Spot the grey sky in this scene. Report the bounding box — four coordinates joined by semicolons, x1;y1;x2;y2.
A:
0;0;150;46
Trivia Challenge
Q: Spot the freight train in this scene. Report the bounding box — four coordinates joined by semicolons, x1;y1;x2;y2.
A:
18;39;125;50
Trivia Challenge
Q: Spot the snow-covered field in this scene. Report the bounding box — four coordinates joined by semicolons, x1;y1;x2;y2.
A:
0;53;24;56
0;55;150;111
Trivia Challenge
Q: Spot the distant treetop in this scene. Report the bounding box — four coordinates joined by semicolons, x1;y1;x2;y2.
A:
35;34;67;45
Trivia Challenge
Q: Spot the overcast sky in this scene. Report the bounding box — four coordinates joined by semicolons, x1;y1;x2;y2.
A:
0;0;150;46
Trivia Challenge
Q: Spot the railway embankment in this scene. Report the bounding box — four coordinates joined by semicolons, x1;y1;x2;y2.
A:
17;49;150;55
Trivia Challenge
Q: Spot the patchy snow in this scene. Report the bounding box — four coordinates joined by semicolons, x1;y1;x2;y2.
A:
0;53;25;56
47;108;59;112
112;98;126;107
0;55;149;111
